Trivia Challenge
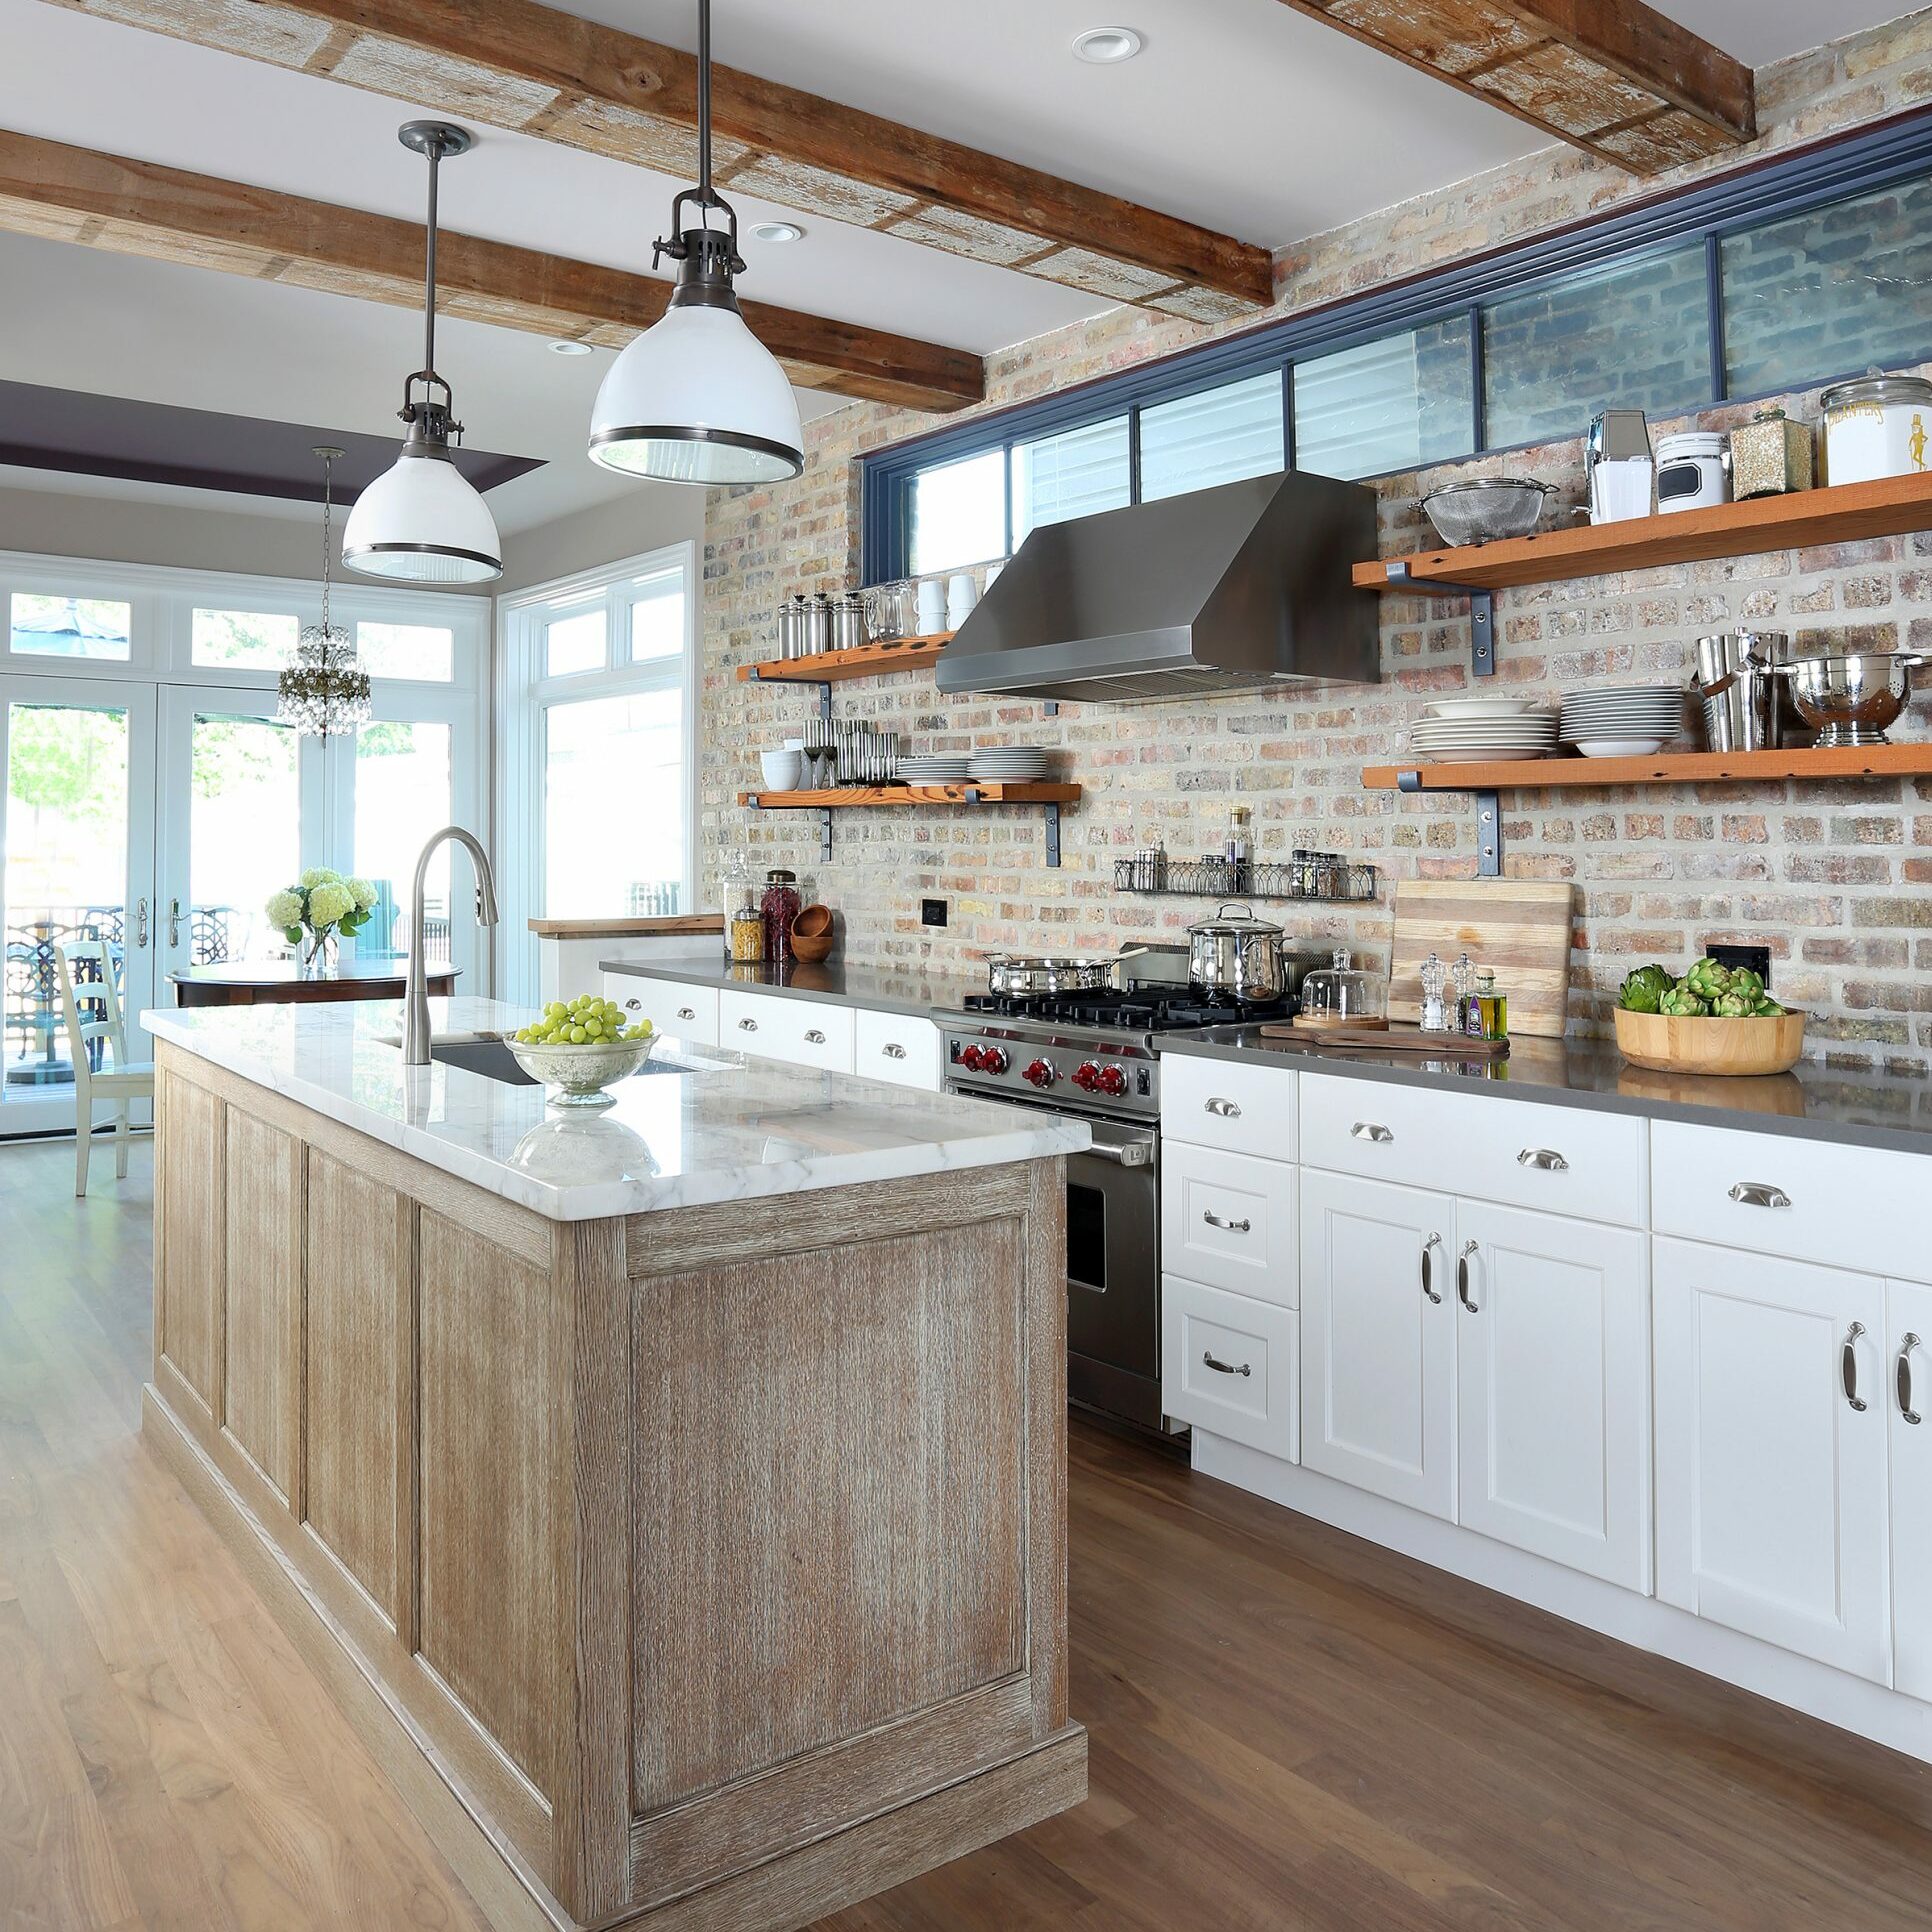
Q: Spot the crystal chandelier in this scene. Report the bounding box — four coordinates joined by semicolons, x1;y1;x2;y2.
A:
279;446;372;738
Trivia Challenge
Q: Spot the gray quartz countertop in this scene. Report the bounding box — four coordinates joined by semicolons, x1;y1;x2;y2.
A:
599;952;986;1020
1161;1027;1932;1156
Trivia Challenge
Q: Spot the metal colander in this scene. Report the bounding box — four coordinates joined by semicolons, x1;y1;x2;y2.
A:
1421;478;1554;547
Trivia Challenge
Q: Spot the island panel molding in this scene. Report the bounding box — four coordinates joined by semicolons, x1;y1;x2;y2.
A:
42;0;1274;314
144;1036;1085;1930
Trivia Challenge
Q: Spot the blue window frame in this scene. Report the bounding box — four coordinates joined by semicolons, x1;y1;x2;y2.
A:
861;107;1932;586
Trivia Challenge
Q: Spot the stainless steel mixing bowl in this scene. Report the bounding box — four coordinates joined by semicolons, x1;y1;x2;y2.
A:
1767;652;1923;748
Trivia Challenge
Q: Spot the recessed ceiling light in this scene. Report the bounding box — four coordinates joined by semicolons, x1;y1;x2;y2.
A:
751;220;805;244
548;338;595;356
1071;25;1143;63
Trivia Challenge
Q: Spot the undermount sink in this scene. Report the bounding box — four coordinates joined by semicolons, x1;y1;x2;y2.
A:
399;1036;723;1087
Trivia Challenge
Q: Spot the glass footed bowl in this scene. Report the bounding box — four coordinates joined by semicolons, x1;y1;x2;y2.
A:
503;1033;653;1106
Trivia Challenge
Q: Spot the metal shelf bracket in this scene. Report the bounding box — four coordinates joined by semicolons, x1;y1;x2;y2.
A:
1385;559;1495;678
1476;791;1502;876
1045;804;1062;868
744;665;833;720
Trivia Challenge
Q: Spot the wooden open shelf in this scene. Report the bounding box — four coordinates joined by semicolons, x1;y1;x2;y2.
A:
1364;744;1932;792
736;633;953;685
1354;470;1932;596
740;782;1079;808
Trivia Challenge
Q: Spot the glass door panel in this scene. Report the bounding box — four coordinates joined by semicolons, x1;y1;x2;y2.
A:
352;718;454;965
1;677;157;1134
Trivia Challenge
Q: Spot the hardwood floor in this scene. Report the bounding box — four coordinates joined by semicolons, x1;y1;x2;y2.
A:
4;1133;1932;1931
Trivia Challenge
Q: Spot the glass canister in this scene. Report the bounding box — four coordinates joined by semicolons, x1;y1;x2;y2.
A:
1298;948;1388;1029
727;856;766;964
760;868;802;963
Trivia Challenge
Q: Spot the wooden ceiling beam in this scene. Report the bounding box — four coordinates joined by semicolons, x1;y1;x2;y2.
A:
37;0;1277;320
0;129;985;416
1275;0;1756;177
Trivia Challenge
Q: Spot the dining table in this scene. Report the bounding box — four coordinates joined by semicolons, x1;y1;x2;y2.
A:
168;961;460;1008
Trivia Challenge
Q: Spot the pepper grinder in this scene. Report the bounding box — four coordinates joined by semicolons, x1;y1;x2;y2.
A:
1450;951;1477;1033
1418;952;1449;1033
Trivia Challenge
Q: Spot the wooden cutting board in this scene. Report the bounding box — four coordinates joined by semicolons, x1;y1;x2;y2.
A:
1388;879;1574;1040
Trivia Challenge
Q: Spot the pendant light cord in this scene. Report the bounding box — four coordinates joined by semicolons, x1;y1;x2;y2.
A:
320;451;335;633
422;137;442;379
697;0;713;203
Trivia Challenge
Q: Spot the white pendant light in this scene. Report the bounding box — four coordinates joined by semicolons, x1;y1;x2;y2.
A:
588;0;803;485
344;122;503;583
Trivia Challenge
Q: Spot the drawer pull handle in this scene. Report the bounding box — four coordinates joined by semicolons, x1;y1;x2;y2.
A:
677;1006;696;1021
1728;1181;1790;1209
1517;1147;1568;1172
1421;1232;1442;1305
883;1043;907;1059
1205;1097;1242;1118
1900;1334;1923;1426
1203;1210;1252;1234
1202;1351;1251;1378
804;1029;827;1044
1844;1322;1868;1412
1351;1121;1393;1144
738;1017;758;1032
625;998;641;1010
1456;1239;1479;1313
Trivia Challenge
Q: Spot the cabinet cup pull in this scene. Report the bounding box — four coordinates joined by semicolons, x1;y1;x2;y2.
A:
1517;1147;1568;1172
1205;1097;1242;1118
1203;1210;1252;1234
1202;1351;1251;1378
1900;1333;1922;1425
677;1006;696;1021
738;1017;758;1032
1421;1233;1443;1305
804;1029;827;1044
1456;1239;1480;1313
1728;1181;1791;1209
1351;1121;1394;1144
625;998;642;1010
883;1042;907;1059
1843;1321;1868;1412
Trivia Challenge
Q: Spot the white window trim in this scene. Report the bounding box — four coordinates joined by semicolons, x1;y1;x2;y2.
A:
494;541;700;1006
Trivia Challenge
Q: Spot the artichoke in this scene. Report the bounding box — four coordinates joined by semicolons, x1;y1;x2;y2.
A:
1683;957;1734;1002
1712;991;1754;1018
1617;963;1674;1013
1753;996;1784;1017
1660;987;1710;1017
1728;966;1766;1003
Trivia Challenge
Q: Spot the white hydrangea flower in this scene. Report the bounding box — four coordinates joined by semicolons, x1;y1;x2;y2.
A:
265;889;303;929
307;881;354;928
348;876;378;910
299;866;341;890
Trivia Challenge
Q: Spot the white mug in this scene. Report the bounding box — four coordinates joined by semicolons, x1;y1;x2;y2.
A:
916;579;947;633
947;571;979;628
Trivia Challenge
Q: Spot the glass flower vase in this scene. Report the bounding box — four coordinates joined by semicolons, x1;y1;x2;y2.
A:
300;929;340;979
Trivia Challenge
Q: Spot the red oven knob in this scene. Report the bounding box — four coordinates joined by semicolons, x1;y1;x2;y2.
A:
960;1044;986;1070
1022;1058;1056;1088
1071;1062;1099;1091
1094;1064;1128;1097
981;1046;1010;1075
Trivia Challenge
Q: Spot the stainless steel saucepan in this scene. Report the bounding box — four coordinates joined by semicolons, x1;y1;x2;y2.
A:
1185;904;1288;1002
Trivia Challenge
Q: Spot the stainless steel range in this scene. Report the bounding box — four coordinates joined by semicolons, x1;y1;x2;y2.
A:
937;965;1294;1433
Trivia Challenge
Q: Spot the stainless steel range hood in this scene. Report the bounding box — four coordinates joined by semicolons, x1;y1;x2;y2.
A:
934;470;1380;703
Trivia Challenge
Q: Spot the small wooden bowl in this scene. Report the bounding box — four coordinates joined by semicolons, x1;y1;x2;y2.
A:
789;904;835;961
1613;1006;1806;1077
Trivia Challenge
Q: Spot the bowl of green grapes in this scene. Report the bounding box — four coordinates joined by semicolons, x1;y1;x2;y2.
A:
504;995;655;1106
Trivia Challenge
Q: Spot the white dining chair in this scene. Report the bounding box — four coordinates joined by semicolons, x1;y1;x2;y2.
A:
55;939;155;1197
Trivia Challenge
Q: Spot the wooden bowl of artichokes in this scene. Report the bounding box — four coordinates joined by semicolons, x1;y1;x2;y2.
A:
1613;957;1805;1077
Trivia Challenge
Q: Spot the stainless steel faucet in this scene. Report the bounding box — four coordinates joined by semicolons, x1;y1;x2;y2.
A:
403;824;499;1065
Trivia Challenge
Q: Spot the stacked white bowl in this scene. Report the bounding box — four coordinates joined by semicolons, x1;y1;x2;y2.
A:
1408;696;1558;763
1558;686;1687;758
967;748;1050;781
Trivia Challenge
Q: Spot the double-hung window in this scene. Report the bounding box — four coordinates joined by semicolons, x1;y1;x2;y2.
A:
498;547;698;1002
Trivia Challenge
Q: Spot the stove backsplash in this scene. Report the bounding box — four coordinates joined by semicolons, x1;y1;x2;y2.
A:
694;15;1932;1074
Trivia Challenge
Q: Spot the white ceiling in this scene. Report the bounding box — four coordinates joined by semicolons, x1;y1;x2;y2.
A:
0;0;1912;537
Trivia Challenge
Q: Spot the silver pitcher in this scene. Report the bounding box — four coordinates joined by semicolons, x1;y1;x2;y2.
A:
1693;630;1790;751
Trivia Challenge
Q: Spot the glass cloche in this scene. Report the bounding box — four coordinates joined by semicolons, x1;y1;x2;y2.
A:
1298;948;1388;1029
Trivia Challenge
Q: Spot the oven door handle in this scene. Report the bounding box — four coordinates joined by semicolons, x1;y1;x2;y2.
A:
1084;1137;1153;1168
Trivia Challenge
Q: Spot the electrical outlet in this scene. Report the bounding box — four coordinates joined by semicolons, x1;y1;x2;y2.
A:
1706;941;1773;988
921;898;948;928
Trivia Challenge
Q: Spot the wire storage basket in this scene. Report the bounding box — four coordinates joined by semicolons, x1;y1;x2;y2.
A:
1113;855;1378;903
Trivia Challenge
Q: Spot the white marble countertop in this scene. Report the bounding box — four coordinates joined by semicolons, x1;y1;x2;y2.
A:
144;997;1087;1223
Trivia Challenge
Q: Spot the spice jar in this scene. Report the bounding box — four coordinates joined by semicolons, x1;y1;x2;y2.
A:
760;868;802;963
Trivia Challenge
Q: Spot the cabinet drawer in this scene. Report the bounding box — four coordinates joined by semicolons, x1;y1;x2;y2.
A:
1299;1072;1645;1226
1162;1275;1298;1461
604;975;719;1046
718;991;856;1073
854;1010;941;1091
1161;1140;1296;1307
1652;1121;1932;1280
1161;1053;1295;1160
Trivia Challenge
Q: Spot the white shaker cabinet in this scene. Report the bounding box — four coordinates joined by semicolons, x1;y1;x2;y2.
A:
1653;1237;1891;1684
1889;1278;1932;1702
1299;1168;1457;1520
603;973;721;1045
1453;1200;1650;1592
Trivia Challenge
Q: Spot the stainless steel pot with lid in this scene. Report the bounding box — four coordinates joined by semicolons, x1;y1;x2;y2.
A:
1185;903;1288;1001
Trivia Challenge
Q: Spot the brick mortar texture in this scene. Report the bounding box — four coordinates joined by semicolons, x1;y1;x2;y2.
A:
695;9;1932;1072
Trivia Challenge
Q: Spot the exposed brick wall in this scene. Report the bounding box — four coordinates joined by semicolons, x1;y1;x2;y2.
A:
698;10;1932;1070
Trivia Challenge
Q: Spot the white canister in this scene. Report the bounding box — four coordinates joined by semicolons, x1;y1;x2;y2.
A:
916;579;948;634
946;570;979;628
1820;375;1932;486
1654;431;1730;514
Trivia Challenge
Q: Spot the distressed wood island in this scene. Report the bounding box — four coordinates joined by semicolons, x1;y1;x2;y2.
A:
141;1000;1087;1932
